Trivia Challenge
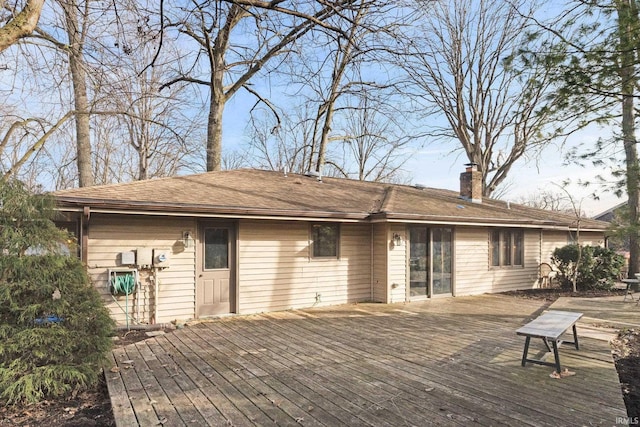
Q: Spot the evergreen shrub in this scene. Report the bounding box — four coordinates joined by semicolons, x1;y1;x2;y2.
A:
0;180;114;404
551;244;625;291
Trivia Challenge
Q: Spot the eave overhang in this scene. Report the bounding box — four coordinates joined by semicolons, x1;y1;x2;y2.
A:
368;212;607;232
55;197;370;222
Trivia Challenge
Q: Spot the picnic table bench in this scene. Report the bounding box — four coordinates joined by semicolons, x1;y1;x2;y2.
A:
621;278;639;303
516;310;583;374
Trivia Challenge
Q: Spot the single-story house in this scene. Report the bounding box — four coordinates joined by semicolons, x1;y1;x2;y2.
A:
53;166;608;326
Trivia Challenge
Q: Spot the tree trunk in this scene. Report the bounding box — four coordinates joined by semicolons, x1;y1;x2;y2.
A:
205;5;239;172
206;83;225;172
315;101;336;174
314;10;363;174
138;121;149;181
617;0;640;278
62;0;94;187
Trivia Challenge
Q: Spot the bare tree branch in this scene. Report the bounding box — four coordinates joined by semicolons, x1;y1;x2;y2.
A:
2;111;74;182
0;0;44;52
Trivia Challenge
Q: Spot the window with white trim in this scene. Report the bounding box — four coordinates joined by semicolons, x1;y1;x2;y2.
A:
490;229;524;267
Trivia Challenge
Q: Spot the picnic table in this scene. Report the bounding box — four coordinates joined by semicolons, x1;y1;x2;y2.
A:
621;278;639;303
516;310;583;374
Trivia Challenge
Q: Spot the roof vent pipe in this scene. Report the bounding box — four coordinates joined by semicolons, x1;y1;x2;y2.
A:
460;163;482;203
306;168;322;182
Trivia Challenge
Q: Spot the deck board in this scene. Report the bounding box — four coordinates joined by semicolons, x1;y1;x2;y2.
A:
105;295;628;426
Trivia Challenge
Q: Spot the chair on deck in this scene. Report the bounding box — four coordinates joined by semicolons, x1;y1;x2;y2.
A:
538;263;555;288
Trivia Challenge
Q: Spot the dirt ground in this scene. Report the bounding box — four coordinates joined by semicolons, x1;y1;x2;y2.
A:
0;330;154;427
612;328;640;419
0;290;638;425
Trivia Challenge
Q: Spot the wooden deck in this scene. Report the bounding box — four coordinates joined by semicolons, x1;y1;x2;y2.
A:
105;295;628;426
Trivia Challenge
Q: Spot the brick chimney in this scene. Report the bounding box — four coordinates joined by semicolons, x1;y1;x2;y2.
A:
460;163;482;203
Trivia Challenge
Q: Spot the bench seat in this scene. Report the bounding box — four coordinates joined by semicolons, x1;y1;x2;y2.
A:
516;310;583;374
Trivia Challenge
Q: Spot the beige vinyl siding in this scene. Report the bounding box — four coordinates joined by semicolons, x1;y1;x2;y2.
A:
455;227;541;295
577;231;606;246
388;225;407;303
237;220;371;314
86;214;196;325
540;230;568;263
540;230;605;262
372;223;388;302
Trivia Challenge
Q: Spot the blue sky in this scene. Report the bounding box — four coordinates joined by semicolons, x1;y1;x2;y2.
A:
403;129;621;217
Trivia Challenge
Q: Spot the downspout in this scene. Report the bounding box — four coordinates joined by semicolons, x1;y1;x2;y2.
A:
370;224;374;302
81;206;90;264
539;229;543;263
234;221;239;314
451;227;456;297
152;267;159;325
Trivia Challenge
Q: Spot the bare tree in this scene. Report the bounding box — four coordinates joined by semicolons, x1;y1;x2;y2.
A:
555;182;585;293
61;0;92;186
399;0;579;197
221;149;249;170
2;0;203;187
0;109;74;182
23;0;100;187
250;0;414;180
516;189;585;215
517;190;568;211
102;41;204;182
308;0;370;174
247;105;317;174
0;0;44;52
160;0;372;172
332;98;412;183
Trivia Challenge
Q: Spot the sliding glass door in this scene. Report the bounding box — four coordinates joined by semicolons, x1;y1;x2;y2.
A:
409;227;453;298
409;228;429;297
432;228;452;295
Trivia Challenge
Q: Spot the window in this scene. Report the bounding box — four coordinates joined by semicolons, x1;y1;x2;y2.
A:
204;227;229;269
490;229;523;267
311;224;339;258
54;220;81;258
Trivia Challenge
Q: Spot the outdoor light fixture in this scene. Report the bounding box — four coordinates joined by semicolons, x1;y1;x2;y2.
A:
183;231;194;248
392;233;403;246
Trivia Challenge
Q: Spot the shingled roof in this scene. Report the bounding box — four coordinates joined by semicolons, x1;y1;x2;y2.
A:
54;169;608;231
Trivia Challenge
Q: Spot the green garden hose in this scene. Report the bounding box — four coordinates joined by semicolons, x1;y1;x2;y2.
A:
110;273;136;329
110;274;136;295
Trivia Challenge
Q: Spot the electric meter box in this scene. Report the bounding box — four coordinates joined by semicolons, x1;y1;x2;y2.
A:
120;251;136;266
136;247;153;268
153;248;171;268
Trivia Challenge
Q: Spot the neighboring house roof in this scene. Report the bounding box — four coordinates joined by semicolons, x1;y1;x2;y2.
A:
54;169;608;231
593;201;627;222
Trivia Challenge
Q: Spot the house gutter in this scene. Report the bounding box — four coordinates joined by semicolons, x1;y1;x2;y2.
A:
56;206;368;223
55;197;369;219
58;206;606;232
371;214;607;232
57;197;607;231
